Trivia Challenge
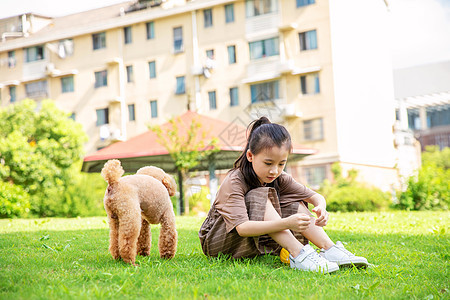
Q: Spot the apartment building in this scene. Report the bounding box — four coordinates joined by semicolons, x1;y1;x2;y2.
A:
0;0;399;191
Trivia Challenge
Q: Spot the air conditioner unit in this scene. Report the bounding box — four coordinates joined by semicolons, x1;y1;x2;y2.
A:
45;63;55;74
281;104;302;118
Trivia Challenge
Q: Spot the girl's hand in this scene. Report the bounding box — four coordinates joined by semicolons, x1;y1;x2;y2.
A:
312;206;329;227
285;213;311;232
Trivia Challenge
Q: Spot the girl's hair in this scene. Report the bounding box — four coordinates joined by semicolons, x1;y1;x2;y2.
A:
233;116;292;189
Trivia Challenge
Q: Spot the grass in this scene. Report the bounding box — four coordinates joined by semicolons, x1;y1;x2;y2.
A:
0;211;448;300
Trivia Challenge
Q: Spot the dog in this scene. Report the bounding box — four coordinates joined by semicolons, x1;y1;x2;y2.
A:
101;159;177;265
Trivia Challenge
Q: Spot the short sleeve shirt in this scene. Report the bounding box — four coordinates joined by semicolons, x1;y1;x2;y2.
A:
214;169;317;232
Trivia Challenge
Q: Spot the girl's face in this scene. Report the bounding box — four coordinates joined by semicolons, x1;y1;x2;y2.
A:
246;145;289;185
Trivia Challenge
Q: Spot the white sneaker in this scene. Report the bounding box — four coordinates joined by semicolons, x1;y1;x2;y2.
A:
320;241;368;268
289;244;339;274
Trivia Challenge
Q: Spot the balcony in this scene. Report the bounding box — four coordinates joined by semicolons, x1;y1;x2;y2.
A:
245;12;280;40
415;125;450;151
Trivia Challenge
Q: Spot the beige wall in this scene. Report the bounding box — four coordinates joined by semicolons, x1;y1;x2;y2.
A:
0;0;399;191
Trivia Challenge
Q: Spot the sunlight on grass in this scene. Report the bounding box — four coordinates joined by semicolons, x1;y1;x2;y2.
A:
0;211;448;299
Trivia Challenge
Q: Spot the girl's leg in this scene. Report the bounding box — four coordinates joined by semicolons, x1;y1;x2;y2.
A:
297;204;334;250
264;199;304;257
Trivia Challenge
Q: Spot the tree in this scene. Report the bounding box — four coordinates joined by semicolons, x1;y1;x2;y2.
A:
0;99;88;217
150;115;218;215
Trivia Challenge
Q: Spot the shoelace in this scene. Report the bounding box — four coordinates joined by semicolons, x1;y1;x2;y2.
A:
308;251;329;266
336;244;355;257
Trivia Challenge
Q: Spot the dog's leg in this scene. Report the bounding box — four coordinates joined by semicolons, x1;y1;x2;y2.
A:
158;211;178;259
118;213;141;265
136;218;151;256
108;215;120;260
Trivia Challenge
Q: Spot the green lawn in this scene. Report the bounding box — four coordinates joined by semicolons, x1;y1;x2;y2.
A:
0;211;448;299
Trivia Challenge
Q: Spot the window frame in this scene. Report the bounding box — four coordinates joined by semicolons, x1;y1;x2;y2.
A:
227;45;236;64
173;27;183;53
250;80;279;103
96;108;109;126
296;0;315;7
25;45;44;62
230;87;239;107
126;65;134;83
175;76;185;94
61;75;74;93
204;8;213;28
124;26;132;44
303;118;324;141
94;70;108;88
225;4;235;23
128;104;136;121
149;61;156;78
208;91;217;110
150;100;158;118
92;32;106;50
249;37;279;60
146;21;155;39
299;29;318;51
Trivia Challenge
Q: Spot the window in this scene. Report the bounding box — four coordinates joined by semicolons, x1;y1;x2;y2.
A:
96;108;109;126
173;27;183;53
209;91;217;110
426;105;450;128
227;45;236;64
25;45;44;62
175;76;185;94
206;49;214;59
150;100;158;118
146;21;155;39
126;65;134;83
230;87;239;106
25;80;47;99
69;113;76;121
8;51;16;68
9;86;16;103
61;76;74;93
225;4;235;23
299;30;317;51
304;166;326;189
249;37;279;60
303;118;323;141
149;61;156;78
204;9;213;28
58;39;74;58
128;104;135;121
124;26;132;44
300;73;320;95
95;70;108;88
297;0;315;7
245;0;278;17
92;32;106;50
250;80;279;103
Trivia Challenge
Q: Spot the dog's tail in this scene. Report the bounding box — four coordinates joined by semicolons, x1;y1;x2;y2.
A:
101;159;124;185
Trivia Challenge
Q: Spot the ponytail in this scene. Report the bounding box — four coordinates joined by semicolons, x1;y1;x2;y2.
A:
232;116;292;189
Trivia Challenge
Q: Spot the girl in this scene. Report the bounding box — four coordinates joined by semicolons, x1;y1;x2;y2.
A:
199;117;368;273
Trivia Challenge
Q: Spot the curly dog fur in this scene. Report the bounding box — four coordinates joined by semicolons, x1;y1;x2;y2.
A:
101;159;177;265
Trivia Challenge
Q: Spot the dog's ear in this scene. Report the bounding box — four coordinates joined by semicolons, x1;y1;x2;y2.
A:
162;174;177;196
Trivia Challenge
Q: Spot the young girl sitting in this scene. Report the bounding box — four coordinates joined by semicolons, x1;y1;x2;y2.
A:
199;117;368;273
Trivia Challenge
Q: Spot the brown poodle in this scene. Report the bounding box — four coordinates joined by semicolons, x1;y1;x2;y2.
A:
101;159;178;265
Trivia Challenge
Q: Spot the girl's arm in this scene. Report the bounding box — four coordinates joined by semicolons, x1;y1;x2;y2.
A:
306;193;329;227
235;214;311;237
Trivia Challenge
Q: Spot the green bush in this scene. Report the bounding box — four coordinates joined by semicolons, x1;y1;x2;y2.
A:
188;186;211;216
0;181;31;218
396;146;449;211
326;185;391;212
318;162;391;212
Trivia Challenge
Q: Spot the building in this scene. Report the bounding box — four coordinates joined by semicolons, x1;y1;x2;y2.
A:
0;0;399;191
394;60;450;151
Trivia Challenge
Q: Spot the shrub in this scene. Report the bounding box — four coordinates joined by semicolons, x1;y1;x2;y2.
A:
0;181;31;218
396;146;449;211
326;185;391;212
188;186;211;216
318;162;391;212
